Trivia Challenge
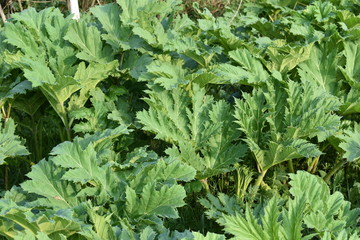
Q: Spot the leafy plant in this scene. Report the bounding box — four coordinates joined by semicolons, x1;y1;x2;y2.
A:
137;84;247;181
0;126;198;239
202;171;360;239
234;76;341;196
3;8;117;140
1;0;360;238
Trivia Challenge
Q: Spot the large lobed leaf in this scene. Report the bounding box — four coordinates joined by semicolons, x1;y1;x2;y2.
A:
137;84;246;178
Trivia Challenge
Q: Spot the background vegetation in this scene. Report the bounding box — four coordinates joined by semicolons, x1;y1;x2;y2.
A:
0;0;359;239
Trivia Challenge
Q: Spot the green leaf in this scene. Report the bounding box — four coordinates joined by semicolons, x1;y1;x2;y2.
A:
288;171;359;233
126;183;186;219
3;21;42;58
220;205;266;240
88;208;115;240
64;19;113;63
50;140;102;184
340;41;360;88
70;88;118;133
228;48;269;85
338;128;360;162
192;232;225;240
265;42;314;72
21;58;57;87
214;64;253;85
290;22;324;43
285;80;341;141
35;214;82;237
0;118;29;165
281;196;306;240
90;3;134;51
307;1;336;22
50;136;123;200
2;7;116;132
0;202;39;236
262;196;281;239
200;193;242;220
69;61;118;111
21;160;78;208
235;77;340;171
139;60;188;89
234;90;268;151
145;159;196;182
139;226;157;240
298;44;339;96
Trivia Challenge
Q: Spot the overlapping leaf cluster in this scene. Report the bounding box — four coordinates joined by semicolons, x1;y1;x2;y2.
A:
0;127;198;239
0;0;360;238
202;171;360;239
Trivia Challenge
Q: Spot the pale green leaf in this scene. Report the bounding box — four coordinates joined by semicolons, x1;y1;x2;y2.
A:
21;58;57;87
64;19;112;63
127;183;186;218
340;41;360;88
192;232;225;240
262;196;281;240
140;60;188;89
265;43;313;72
21;160;78;208
220;205;266;240
0;118;29;165
298;44;339;95
50;140;101;184
338;129;360;162
139;227;157;240
281;196;306;240
228;48;269;84
90;3;134;51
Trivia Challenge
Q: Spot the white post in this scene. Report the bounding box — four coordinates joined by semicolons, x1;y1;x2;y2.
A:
69;0;80;20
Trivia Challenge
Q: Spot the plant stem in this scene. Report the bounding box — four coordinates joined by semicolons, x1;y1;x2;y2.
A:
1;106;6;118
65;126;72;141
2;105;11;190
288;159;295;173
31;116;42;161
307;156;320;173
250;169;267;201
323;160;346;183
59;109;72;141
229;0;243;24
235;169;241;198
0;4;6;23
17;0;23;11
200;178;211;194
4;164;8;190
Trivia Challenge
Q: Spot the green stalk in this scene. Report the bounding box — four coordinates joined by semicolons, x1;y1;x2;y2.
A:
288;159;295;173
323;160;346;183
59;126;65;142
4;164;8;190
307;156;320;173
235;169;241;198
31;116;41;161
56;110;72;142
40;89;72;141
250;169;268;201
200;178;211;194
2;105;11;190
65;123;72;142
58;105;72;141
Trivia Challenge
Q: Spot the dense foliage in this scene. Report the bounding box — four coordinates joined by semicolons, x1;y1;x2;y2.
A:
0;0;360;239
